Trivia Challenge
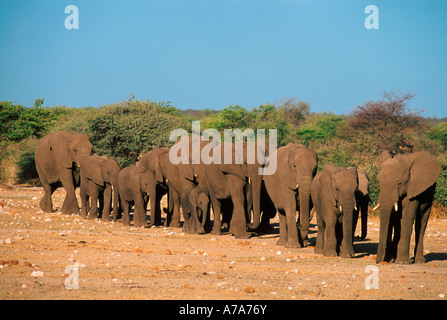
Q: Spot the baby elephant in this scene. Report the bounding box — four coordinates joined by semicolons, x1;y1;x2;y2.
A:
118;166;153;227
180;187;209;234
79;154;120;222
311;165;359;258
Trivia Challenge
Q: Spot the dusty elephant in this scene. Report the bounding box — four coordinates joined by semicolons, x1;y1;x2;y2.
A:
35;131;93;214
139;148;170;227
117;166;153;228
180;187;210;234
203;141;250;239
375;151;441;264
79;154;120;222
159;148;196;229
264;143;318;248
311;165;359;258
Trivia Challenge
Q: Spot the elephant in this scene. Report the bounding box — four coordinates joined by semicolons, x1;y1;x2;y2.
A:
354;168;369;240
375;151;441;264
264;143;318;248
239;141;274;232
169;135;216;234
35;131;93;215
203;141;250;239
117;165;153;227
79;154;120;222
139;148;170;227
159;148;196;229
180;187;210;234
311;165;359;258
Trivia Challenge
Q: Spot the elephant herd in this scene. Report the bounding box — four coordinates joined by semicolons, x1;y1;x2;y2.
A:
34;131;442;265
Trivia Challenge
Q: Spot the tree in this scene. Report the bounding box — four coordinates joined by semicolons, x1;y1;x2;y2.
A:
295;112;344;146
279;97;310;128
348;91;425;153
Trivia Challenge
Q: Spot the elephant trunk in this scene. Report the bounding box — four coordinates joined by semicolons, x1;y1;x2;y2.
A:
298;177;312;247
376;195;396;263
341;198;356;258
248;175;263;230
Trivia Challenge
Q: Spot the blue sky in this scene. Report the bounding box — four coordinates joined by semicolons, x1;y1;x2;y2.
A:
1;0;446;117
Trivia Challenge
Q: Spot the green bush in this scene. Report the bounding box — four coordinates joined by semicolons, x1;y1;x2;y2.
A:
86;100;190;167
435;155;447;207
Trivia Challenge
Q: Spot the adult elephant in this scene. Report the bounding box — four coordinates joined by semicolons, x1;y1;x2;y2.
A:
204;141;250;239
311;165;359;258
264;143;317;248
79;154;120;222
159;148;195;229
240;141;271;232
139;148;170;227
168;135;216;233
375;151;441;264
35;131;93;214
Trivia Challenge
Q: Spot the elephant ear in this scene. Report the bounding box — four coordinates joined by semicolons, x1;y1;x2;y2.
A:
378;150;392;171
407;152;441;199
278;145;297;190
320;165;337;207
357;169;369;196
50;133;73;169
83;157;104;186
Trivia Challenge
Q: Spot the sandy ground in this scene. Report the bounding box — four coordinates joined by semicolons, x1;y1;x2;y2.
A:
0;185;446;301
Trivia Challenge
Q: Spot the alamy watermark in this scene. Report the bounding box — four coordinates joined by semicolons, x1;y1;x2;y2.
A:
65;264;79;289
168;121;278;175
364;265;379;290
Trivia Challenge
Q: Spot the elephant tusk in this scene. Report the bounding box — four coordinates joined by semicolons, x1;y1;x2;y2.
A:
295;183;299;190
354;204;358;211
394;202;399;211
166;178;169;184
339;205;343;213
372;203;380;211
248;177;251;184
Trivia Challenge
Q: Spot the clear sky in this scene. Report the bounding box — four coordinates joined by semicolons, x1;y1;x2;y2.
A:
1;0;446;117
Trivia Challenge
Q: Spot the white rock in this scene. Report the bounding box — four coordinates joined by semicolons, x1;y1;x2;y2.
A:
31;271;44;277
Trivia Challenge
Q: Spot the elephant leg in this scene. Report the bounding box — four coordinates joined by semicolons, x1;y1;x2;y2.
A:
210;197;222;236
324;211;338;257
414;203;431;264
283;194;300;248
133;195;148;228
79;187;89;218
182;209;191;233
101;185;112;222
314;214;325;254
396;198;417;264
168;189;182;228
88;192;99;220
39;182;55;213
148;184;157;227
154;190;164;226
414;186;435;264
276;210;287;246
121;201;131;226
228;182;249;239
60;171;79;215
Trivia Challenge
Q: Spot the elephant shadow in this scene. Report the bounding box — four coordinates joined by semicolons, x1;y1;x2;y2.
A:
353;241;378;259
425;252;447;262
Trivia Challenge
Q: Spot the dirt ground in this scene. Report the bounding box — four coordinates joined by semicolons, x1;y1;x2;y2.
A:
0;185;446;300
